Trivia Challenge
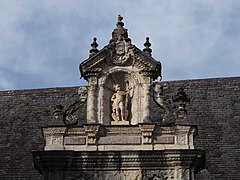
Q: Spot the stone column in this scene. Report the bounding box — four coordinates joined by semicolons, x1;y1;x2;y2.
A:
142;81;151;123
98;84;105;124
87;81;98;123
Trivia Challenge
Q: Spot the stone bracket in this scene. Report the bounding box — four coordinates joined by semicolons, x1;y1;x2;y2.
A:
83;124;101;145
139;123;156;144
42;126;67;150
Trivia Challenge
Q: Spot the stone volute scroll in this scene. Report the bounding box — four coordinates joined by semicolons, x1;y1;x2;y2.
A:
153;84;191;124
52;86;88;125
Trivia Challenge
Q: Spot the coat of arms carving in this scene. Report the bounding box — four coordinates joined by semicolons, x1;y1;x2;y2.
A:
110;35;134;65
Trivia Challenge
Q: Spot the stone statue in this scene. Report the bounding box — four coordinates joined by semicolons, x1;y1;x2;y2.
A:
153;84;175;123
111;84;129;121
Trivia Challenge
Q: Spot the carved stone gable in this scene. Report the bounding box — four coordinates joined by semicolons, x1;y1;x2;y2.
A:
34;16;205;180
80;16;161;125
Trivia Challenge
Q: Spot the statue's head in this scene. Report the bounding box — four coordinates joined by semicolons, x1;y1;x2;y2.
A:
114;84;121;91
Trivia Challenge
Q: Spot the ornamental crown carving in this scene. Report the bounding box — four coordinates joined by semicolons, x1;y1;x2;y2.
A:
79;15;162;81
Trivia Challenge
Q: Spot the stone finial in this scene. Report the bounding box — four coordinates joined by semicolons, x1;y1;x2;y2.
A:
89;37;99;57
172;87;190;119
143;37;152;56
116;15;124;28
111;15;129;41
52;105;64;125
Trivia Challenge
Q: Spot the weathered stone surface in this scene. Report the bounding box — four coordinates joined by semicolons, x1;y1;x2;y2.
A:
33;150;205;179
65;137;86;145
111;120;130;125
42;124;196;151
98;136;141;145
154;136;175;144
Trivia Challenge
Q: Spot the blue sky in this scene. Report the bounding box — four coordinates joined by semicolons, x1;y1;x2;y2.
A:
0;0;239;90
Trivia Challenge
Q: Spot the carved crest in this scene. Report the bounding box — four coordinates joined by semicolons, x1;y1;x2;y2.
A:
115;38;125;55
110;35;134;65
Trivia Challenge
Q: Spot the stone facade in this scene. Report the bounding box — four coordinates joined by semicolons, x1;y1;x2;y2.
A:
32;16;204;180
0;16;239;180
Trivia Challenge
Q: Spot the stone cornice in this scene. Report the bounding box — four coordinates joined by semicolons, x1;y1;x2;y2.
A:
33;149;205;174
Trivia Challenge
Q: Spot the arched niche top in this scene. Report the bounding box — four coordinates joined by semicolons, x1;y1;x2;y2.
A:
99;68;141;87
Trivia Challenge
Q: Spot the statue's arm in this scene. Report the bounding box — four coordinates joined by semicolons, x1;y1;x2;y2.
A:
111;93;116;101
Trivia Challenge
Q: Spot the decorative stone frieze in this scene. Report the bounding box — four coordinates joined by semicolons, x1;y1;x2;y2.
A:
42;124;197;151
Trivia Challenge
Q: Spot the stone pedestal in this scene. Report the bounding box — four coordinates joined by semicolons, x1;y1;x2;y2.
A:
111;120;130;125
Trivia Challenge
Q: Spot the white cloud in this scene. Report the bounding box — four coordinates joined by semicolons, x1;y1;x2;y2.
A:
0;0;239;90
0;71;14;90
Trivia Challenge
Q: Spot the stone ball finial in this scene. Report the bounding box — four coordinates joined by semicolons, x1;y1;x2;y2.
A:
143;37;152;56
172;87;190;119
89;37;99;57
116;15;124;28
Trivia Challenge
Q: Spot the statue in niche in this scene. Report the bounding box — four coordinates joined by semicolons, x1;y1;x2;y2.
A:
111;83;132;121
